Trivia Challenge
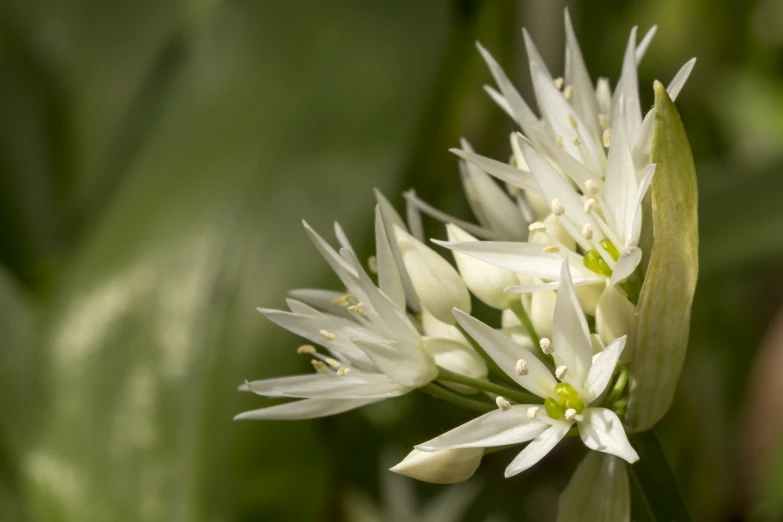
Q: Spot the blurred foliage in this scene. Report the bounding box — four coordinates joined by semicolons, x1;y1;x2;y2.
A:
1;0;783;521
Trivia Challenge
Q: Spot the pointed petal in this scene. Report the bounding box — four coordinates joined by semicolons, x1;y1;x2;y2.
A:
608;247;642;287
375;189;421;311
504;422;571;477
604;100;639;247
417;405;549;450
390;448;483;485
612;27;642;141
553;258;594;387
635;26;658;63
303;221;363;297
667;58;696;102
433;239;563;280
423;337;488;381
564;9;601;140
627;164;656;248
281;371;409;399
234;397;377;421
334;222;354;253
241;374;330;397
483;85;514;119
584;336;627;402
404;188;426;241
285;298;322;316
476;41;540;135
523;27;552;80
505;278;604;293
353;339;436;388
403;189;492;239
287;289;353;318
453;309;558;398
374;205;406;310
450;148;537;192
578;408;639;463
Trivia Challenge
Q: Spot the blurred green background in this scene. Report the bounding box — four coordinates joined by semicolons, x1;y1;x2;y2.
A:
1;0;783;520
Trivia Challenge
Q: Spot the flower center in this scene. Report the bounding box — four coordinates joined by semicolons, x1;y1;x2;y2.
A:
544;382;585;420
583;238;620;277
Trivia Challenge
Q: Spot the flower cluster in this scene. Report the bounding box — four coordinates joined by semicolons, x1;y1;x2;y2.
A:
236;10;696;521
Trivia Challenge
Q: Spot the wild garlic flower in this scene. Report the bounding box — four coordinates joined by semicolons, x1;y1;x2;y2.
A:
430;12;695;298
414;260;638;478
235;208;486;421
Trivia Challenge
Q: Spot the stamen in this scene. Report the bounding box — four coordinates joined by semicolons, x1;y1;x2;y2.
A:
324;357;342;369
556;136;565;149
572;136;582;146
583;198;596;213
515;359;529;376
582;223;594;240
564;408;577;421
543;245;560;253
555;365;569;380
540;337;553;355
496;396;512;412
527;406;540;420
336;367;351;376
563;85;573;101
368;256;378;274
568;113;578;130
319;329;336;341
602;129;612;148
585;179;599;195
554;77;564;90
330;293;354;306
528;222;546;233
311;360;328;373
598;113;610;129
551;199;565;216
297;344;316;354
347;302;364;314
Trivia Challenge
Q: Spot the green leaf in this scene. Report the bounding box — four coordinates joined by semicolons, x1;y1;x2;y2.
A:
557;452;630;522
627;82;699;433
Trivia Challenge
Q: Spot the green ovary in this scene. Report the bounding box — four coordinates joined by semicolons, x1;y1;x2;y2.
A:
545;383;585;420
584;239;620;277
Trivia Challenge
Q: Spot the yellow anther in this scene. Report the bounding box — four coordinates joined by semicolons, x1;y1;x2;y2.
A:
543;245;560;253
585;179;599;195
347;302;364;314
582;223;594;240
311;360;328;373
297;344;316;354
496;396;512;412
527;406;540;420
554;77;564;90
540;337;553;355
598;113;610;129
331;293;354;306
602;129;612;148
324;357;342;369
528;222;546;233
367;256;378;274
551;199;565;216
319;329;336;341
556;136;565;149
584;198;596;213
573;136;581;146
336;367;351;376
568;113;578;130
564;85;573;101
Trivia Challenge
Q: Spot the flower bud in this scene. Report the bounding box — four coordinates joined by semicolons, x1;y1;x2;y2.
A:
445;224;519;309
420;307;467;345
389;448;483;484
393;226;471;324
423;337;488;393
530;288;556;339
596;284;636;363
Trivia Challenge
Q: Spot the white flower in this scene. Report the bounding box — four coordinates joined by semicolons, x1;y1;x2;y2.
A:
393;225;471;324
436;11;695;295
445;223;520;310
389;448;483;484
414;259;638;478
236;209;446;421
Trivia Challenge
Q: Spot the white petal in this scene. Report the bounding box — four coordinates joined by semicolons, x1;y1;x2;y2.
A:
505;278;604;293
612;27;642;141
258;308;376;368
522;28;552;81
446;224;520;309
417;405;548;450
405;188;426;241
394;227;471;324
556;452;630;522
285;298;322;316
627;163;656;248
403;189;492;239
241;374;330;397
608;247;642;287
374;205;406;310
390;448;483;484
667;58;696;102
450;148;537;192
505;422;571;477
281;371;410;399
287;288;354;318
578;408;639;463
375;189;421;312
635;25;658;63
334;222;354;253
476;42;540;136
584;336;627;402
604;100;638;247
433;239;563;280
596;285;636;362
353;339;437;388
564;9;601;141
420;307;467;345
552;259;594;387
453;309;557;398
483;85;514;120
303;221;363;298
596;78;612;117
234;397;378;421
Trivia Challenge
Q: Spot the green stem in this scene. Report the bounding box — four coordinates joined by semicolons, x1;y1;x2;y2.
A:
420;383;494;413
508;299;541;348
629;430;693;522
455;323;519;388
437;367;541;404
603;364;628;407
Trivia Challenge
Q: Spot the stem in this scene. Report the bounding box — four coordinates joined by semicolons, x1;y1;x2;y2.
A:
437;367;541;404
629;430;693;522
420;383;495;413
508;299;541;348
455;323;519;388
603;364;628;407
